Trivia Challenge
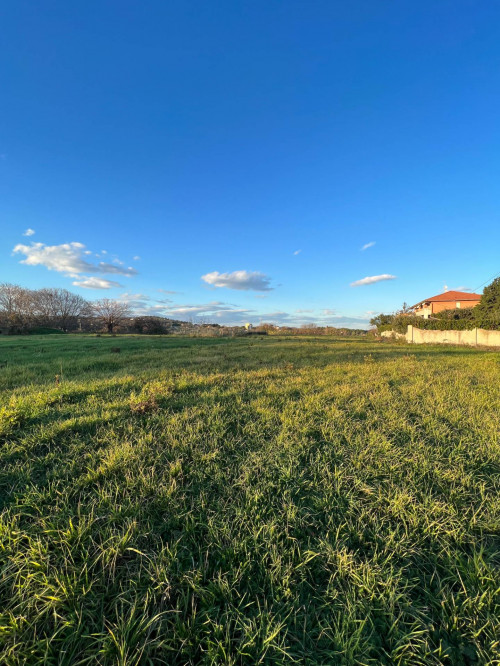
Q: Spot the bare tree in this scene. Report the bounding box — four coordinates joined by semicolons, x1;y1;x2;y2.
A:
397;302;413;315
34;288;90;331
257;322;277;332
92;299;131;334
0;283;20;327
0;283;35;332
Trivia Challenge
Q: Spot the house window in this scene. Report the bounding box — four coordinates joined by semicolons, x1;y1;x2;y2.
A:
456;302;461;308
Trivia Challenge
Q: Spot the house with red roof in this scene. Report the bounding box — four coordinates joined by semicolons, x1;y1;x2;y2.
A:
412;291;482;319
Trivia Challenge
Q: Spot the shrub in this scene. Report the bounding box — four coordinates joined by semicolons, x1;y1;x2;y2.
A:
370;314;395;333
474;277;500;330
374;309;478;335
391;315;423;333
132;316;171;335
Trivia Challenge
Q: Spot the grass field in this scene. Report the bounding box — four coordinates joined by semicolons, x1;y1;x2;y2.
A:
0;334;499;665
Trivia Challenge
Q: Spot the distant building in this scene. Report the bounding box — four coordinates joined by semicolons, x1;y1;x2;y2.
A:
244;322;253;330
412;291;481;319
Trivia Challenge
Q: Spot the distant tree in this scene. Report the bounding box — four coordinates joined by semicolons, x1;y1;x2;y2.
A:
474;278;500;330
256;322;277;332
92;299;131;333
0;283;20;329
0;283;35;332
132;316;169;334
369;313;394;331
396;302;413;315
34;288;90;331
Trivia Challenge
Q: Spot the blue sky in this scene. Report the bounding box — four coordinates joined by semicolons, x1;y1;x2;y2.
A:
2;1;500;327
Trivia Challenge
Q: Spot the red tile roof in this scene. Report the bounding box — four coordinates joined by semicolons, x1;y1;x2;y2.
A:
413;291;481;307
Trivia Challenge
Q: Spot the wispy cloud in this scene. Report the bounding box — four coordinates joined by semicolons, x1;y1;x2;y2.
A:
444;284;471;292
256;310;370;328
118;292;151;301
166;301;252;317
350;274;396;287
202;270;273;292
73;277;123;289
114;295;370;329
133;256;141;261
114;293;163;310
293;249;302;255
23;228;35;237
361;241;376;251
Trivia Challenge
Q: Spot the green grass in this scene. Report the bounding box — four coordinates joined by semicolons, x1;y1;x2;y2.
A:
0;334;499;665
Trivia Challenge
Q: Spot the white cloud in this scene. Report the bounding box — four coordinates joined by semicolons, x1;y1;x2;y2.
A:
295;308;313;313
108;297;248;320
202;270;273;291
361;241;376;251
23;228;35;237
165;301;251;316
14;241;88;274
118;292;151;301
112;258;125;265
113;293;159;311
350;274;396;287
115;295;370;329
293;249;302;255
13;241;137;279
133;256;141;261
72;277;122;289
167;302;368;328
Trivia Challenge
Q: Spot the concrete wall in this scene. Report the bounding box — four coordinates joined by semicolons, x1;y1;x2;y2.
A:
380;330;405;340
405;326;500;348
477;329;500;347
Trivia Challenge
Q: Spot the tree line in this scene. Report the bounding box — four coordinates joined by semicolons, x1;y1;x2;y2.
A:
0;283;168;334
257;323;367;336
0;283;373;337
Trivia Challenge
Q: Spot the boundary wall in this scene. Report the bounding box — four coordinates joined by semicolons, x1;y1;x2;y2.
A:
381;327;500;347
